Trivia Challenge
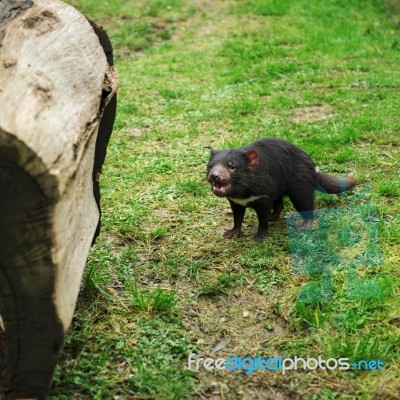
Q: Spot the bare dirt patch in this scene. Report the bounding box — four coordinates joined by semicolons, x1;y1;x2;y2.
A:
292;105;335;123
183;288;295;399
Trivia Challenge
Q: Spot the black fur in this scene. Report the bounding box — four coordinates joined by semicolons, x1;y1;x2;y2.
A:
206;137;357;241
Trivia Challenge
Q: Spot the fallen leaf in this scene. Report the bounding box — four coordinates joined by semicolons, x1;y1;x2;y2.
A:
211;337;231;354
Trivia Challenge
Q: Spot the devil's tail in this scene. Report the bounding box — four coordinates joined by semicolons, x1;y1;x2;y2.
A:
317;173;359;194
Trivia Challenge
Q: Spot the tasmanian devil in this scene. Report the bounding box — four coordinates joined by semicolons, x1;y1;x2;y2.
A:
206;137;357;241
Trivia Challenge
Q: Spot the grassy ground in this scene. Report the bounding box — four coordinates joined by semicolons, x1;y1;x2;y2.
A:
50;0;400;398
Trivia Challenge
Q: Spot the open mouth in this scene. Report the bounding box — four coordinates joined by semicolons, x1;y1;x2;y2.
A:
212;181;231;197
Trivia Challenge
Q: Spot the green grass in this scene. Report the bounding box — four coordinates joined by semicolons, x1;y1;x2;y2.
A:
51;0;400;398
127;282;178;313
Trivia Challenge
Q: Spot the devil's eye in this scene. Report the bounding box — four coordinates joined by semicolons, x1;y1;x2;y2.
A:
228;162;236;171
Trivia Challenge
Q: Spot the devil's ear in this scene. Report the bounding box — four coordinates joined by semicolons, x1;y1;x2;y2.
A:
246;150;259;168
205;146;217;156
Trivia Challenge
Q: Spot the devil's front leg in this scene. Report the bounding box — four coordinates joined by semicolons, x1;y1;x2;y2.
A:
252;200;272;241
223;200;246;238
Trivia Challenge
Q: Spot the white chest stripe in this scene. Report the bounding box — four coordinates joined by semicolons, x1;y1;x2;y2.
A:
228;195;266;207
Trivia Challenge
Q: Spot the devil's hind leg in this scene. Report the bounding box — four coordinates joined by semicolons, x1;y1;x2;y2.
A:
288;190;315;230
269;198;284;221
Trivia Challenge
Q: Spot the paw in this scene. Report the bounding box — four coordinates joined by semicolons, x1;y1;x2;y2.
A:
254;230;268;241
297;219;315;231
223;228;241;238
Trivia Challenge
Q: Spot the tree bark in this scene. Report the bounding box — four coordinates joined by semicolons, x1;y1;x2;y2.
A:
0;0;118;397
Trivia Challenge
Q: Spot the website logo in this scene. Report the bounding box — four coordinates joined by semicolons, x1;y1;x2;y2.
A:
188;354;384;375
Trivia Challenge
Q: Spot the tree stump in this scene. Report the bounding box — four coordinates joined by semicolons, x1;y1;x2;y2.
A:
0;0;118;398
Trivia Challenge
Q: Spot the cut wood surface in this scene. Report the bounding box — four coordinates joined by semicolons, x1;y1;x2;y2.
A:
0;0;118;397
